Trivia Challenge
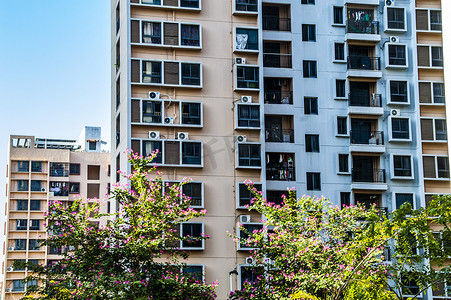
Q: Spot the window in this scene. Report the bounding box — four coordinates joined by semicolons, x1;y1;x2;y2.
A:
301;0;314;4
142;141;163;163
29;239;40;251
421;118;447;141
183;265;204;282
303;61;317;78
333;6;343;25
238;144;261;167
235;28;258;51
236;66;259;89
13;280;25;292
181;63;201;86
69;182;80;194
13;259;26;271
50;162;69;177
17;200;28;211
302;24;316;42
237;104;260;128
238;183;262;208
432;46;443;67
307;172;321;190
391;118;410;140
336;79;346;98
87;183;100;199
15;239;26;250
142;22;161;44
183;182;202;207
305;134;319;152
30;180;41;192
30;200;41;211
433;83;445;103
180;0;199;8
50;182;68;196
182;102;201;125
387;7;405;30
49;246;62;255
88;141;97;151
423;156;450;179
181;24;200;47
393;155;412;178
430;10;442;31
389;81;408;103
435;119;447;140
87;165;100;180
182;142;202;165
339;154;349;173
395;193;414;209
337;117;347;135
17;180;28;191
142;101;162;123
69;163;80;175
17;161;29;172
142;61;162;84
239;265;264;289
235;0;258;13
437;157;450;178
239;223;263;250
388;45;407;66
340;192;350;207
30;219;40;230
181;223;203;249
401;273;420;297
16;220;27;230
304;97;318;115
31;161;42;172
334;43;345;61
27;280;38;289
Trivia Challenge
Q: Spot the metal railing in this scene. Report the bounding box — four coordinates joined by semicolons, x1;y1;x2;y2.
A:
346;19;379;34
349;92;382;107
264;90;293;104
347;56;381;71
262;17;291;31
266;166;296;181
350;131;384;145
265;129;294;143
352;169;386;183
263;53;292;68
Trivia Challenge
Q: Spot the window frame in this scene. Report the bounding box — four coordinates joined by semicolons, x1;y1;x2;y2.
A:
417;44;444;69
235;65;260;91
233;0;258;15
333;42;346;63
336;116;349;137
391;154;414;180
416;8;442;32
393;192;416;210
238;264;265;290
301;0;315;4
306;172;321;191
236;142;262;169
335;79;347;99
234;26;259;52
304;97;318;115
302;24;316;42
237;182;263;209
182;264;205;283
421;117;448;142
131;0;202;11
423;155;450;180
384;6;407;32
236;103;261;129
418;81;445;105
180;222;205;250
162;180;204;208
388;116;411;142
385;43;408;68
387;79;410;105
305;134;320;153
237;223;264;250
69;163;81;175
332;6;344;26
303;60;317;78
337;153;351;175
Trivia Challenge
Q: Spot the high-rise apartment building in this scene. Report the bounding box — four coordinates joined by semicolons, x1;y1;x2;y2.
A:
2;127;110;299
112;0;448;298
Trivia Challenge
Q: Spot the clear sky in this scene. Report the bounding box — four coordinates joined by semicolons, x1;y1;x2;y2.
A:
0;0;111;202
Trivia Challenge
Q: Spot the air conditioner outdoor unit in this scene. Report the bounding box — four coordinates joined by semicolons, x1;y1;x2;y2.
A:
177;132;189;140
236;135;247;143
386;0;395;6
239;215;251;223
235;57;246;65
148;131;160;139
5;288;11;293
245;257;254;264
148;91;160;99
7;247;14;251
6;267;13;272
390;36;400;43
391;109;401;116
241;96;252;103
164;117;174;124
41;187;46;192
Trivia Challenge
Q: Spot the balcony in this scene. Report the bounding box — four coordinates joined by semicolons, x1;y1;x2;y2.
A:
348;92;383;115
350;130;385;153
266;153;295;181
262;4;291;31
263;41;292;69
264;78;293;105
352;169;387;190
347;56;382;78
265;115;294;143
345;10;380;42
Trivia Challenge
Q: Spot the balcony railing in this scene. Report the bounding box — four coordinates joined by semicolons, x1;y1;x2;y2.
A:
266;129;294;143
352;169;386;183
263;53;292;68
346;19;379;34
350;131;384;145
349;92;382;107
264;90;293;104
266;166;295;181
347;56;381;71
262;17;291;31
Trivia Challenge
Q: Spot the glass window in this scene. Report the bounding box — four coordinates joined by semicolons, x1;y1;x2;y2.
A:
69;163;80;175
50;182;69;196
69;182;80;194
433;83;445;103
336;79;346;98
13;280;25;292
437;157;450;178
430;10;442;31
142;22;161;44
240;266;264;288
301;0;314;4
236;0;257;12
388;45;406;66
181;63;201;86
395;193;414;209
13;259;26;271
340;192;350;207
88;141;97;151
302;24;316;42
238;144;261;167
237;66;259;89
50;162;69;177
337;117;347;135
432;47;443;67
15;239;26;250
401;273;420;296
142;141;162;164
304;97;318;115
392;118;409;139
142;101;162;123
181;223;203;248
181;24;200;47
16;219;27;230
31;161;42;172
142;0;161;4
333;6;343;25
303;61;317;78
393;155;412;177
183;265;203;282
387;7;405;30
182;102;201;125
239;224;263;249
180;0;199;8
305;134;319;152
236;28;258;51
30;219;40;230
334;43;345;61
339;154;349;173
30;180;42;192
182;142;202;165
30;200;41;211
17;161;29;172
435;119;447;140
238;105;260;128
29;239;40;251
17;200;28;211
17;180;29;191
183;183;202;207
390;81;408;103
142;61;162;84
307;172;321;190
238;183;262;207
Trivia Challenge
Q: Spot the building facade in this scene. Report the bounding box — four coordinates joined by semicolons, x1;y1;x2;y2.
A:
2;127;110;299
112;0;447;298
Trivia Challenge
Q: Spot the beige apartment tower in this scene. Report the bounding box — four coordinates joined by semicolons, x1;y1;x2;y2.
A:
2;127;110;299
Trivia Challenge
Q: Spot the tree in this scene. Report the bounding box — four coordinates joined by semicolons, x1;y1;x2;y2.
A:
18;150;217;299
229;183;451;300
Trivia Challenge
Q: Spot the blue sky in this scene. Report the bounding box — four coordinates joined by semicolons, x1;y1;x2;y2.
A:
0;1;111;197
